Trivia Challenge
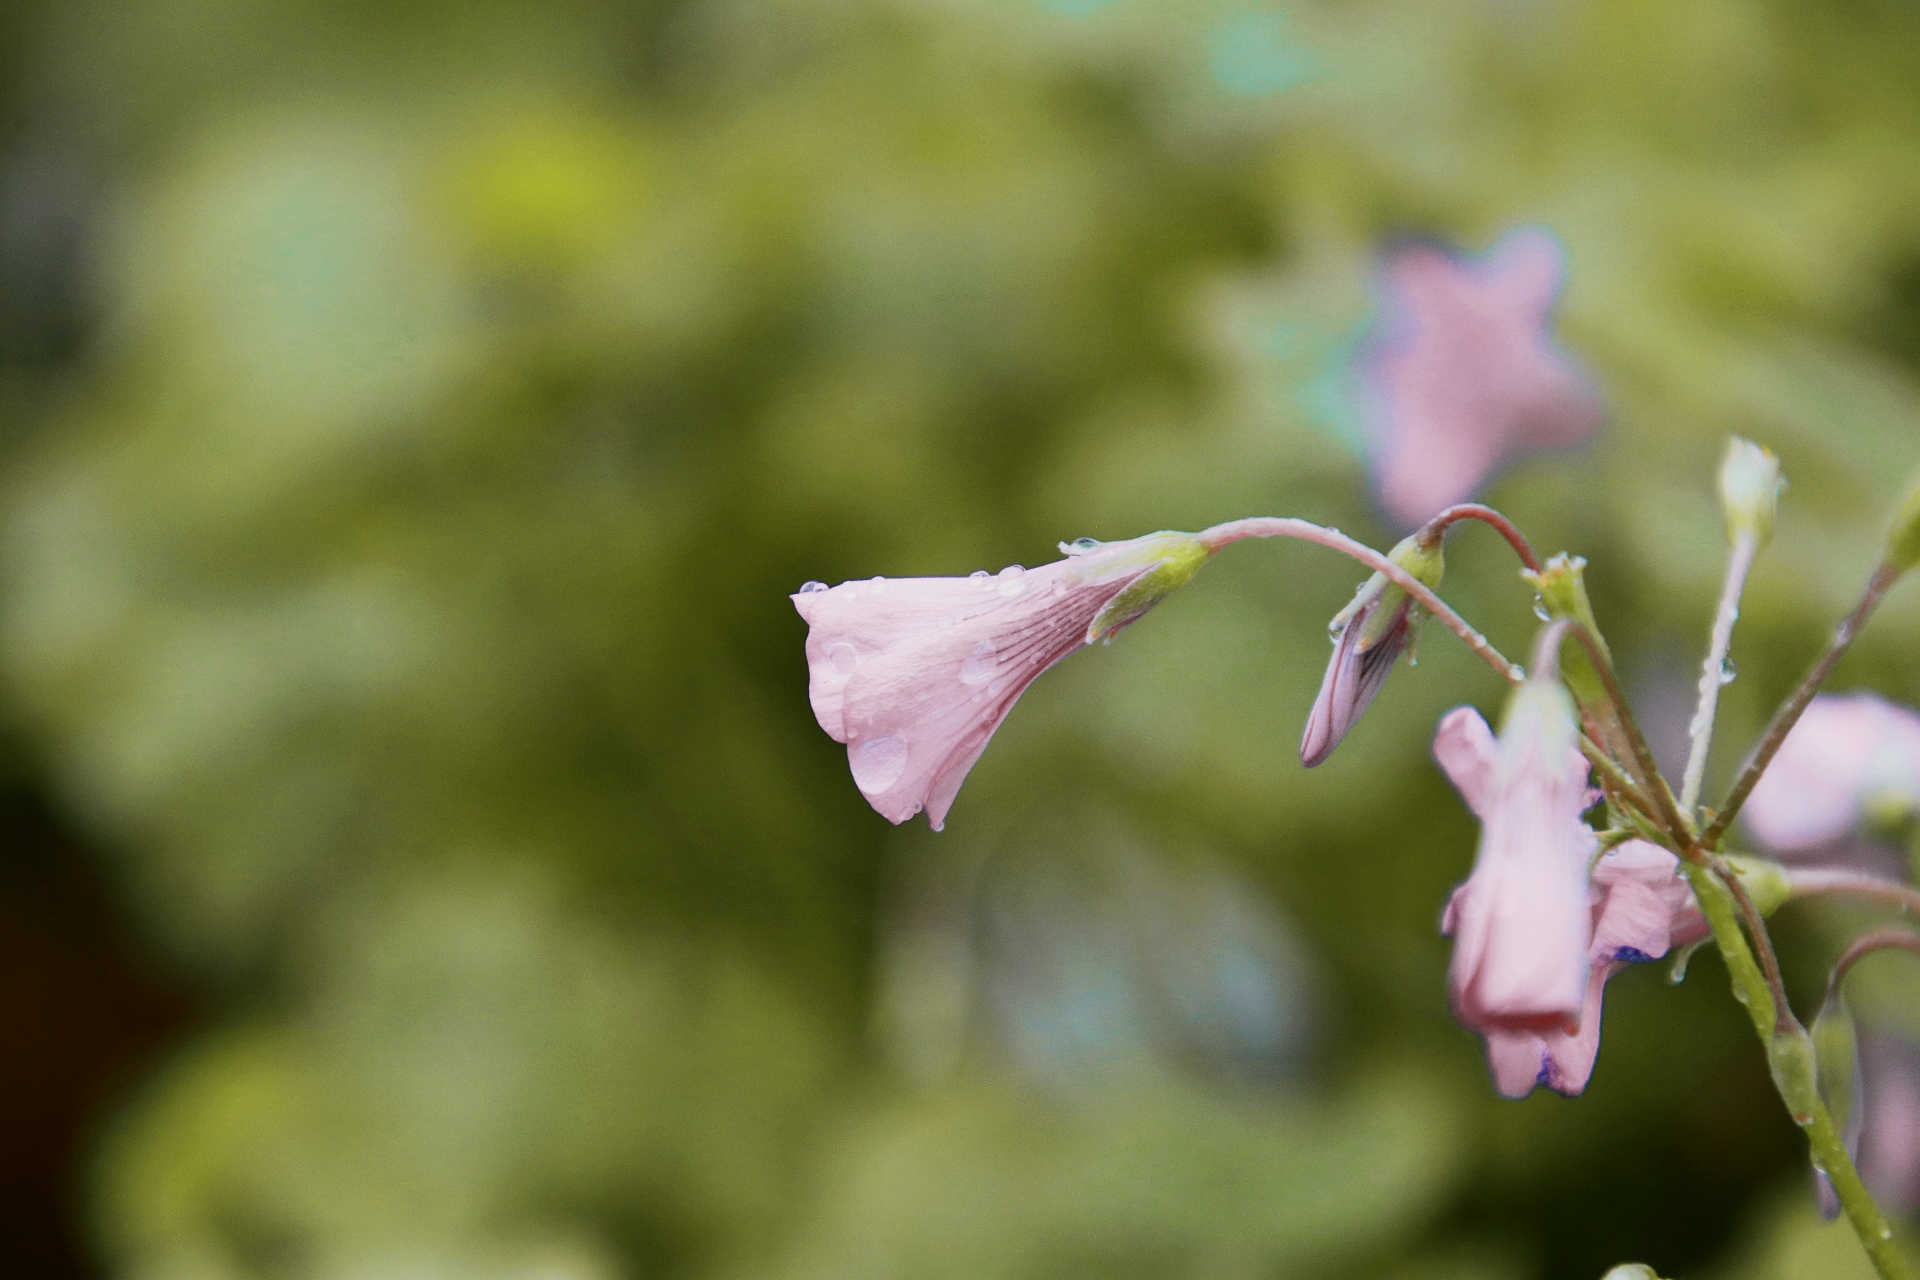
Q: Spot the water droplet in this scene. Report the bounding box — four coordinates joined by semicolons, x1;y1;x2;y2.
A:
1718;658;1737;686
849;736;908;794
1532;594;1551;622
987;677;1007;695
1881;1225;1895;1241
996;565;1026;597
1507;663;1526;681
969;570;990;581
868;576;887;596
798;581;828;594
959;640;998;685
937;614;956;628
1407;655;1419;668
1669;938;1707;984
1836;621;1855;645
1063;537;1102;556
827;643;858;676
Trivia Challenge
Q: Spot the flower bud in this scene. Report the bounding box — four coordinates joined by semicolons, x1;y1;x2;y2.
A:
1300;535;1443;767
1719;436;1783;549
1810;989;1863;1220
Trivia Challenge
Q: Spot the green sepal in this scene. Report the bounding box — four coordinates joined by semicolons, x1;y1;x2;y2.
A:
1086;532;1213;642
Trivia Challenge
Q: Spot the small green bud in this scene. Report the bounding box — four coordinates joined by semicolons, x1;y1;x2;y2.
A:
1086;531;1212;641
1811;989;1860;1146
1890;467;1920;573
1718;436;1783;548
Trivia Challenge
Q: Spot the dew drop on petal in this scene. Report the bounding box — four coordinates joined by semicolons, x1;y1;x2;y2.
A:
1062;537;1102;556
959;640;998;685
970;569;991;581
868;576;887;596
1532;594;1551;621
798;581;828;594
849;736;908;794
1718;658;1737;686
997;565;1027;597
827;643;858;676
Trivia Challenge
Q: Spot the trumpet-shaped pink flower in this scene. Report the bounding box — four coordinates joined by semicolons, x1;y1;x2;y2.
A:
793;532;1210;831
1435;705;1705;1097
1742;693;1920;852
1359;227;1604;528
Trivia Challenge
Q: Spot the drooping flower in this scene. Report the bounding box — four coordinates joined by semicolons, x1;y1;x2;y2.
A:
1434;704;1706;1097
1437;685;1596;1095
793;532;1211;831
1301;534;1443;767
1358;227;1604;529
1742;692;1920;852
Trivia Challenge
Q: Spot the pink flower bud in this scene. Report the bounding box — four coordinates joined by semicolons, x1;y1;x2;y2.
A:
1301;536;1443;767
1742;693;1920;851
792;532;1210;831
1359;227;1604;528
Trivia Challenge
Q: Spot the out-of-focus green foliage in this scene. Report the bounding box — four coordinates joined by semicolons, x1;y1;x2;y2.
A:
3;0;1920;1278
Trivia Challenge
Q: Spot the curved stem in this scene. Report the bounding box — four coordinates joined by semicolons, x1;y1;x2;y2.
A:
1703;561;1902;847
1789;871;1920;916
1200;518;1521;686
1682;532;1757;812
1825;927;1920;1007
1413;503;1544;572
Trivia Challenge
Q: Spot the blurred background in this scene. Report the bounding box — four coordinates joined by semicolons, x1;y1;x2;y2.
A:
2;0;1920;1277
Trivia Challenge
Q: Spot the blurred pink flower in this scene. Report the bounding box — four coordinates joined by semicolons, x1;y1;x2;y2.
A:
1360;227;1604;528
1435;705;1704;1097
792;532;1209;831
1742;692;1920;852
1858;1032;1920;1213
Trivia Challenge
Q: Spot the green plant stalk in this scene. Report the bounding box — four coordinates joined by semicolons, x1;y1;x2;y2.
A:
1684;863;1913;1280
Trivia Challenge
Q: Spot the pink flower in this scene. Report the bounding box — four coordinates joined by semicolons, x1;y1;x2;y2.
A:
1359;227;1604;528
1742;693;1920;852
1857;1032;1920;1213
1435;704;1705;1097
792;532;1210;831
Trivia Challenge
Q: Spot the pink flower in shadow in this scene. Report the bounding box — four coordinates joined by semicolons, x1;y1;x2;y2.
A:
793;532;1209;831
1359;227;1604;528
1435;705;1704;1097
1742;692;1920;853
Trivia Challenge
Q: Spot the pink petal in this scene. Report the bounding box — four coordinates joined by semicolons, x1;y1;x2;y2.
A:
1433;705;1498;818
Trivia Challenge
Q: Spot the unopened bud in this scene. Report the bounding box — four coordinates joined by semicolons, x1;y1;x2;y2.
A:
1719;437;1782;549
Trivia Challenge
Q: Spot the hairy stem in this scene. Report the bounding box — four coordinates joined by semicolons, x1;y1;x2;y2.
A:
1703;562;1902;847
1684;864;1912;1279
1200;518;1521;686
1413;503;1544;572
1682;532;1757;812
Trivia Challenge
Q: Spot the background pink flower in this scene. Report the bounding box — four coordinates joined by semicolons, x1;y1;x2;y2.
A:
1359;227;1605;528
1743;692;1920;851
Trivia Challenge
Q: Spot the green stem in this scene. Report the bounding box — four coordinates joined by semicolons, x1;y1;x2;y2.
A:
1684;864;1913;1279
